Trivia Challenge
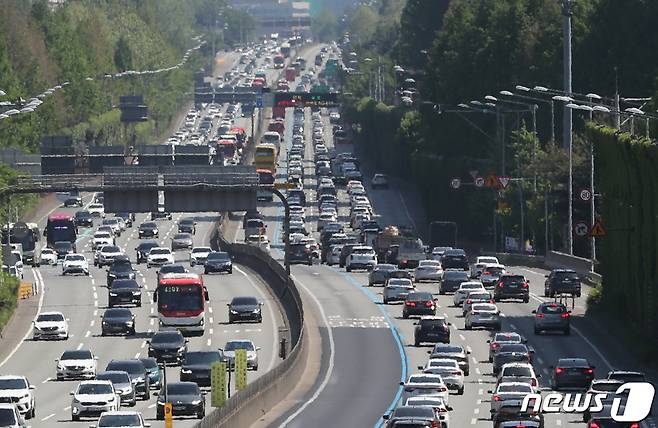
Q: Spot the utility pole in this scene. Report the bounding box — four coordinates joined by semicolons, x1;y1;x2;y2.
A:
562;0;574;255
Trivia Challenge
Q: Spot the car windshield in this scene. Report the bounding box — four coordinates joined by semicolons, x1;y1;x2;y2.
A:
173;234;190;240
445;272;468;280
98;414;142;427
111;280;139;290
160;265;185;274
141;223;156;229
498;383;533;393
179;219;194;225
104;308;131;318
61;350;92;360
407;292;433;301
388;278;412;286
499;344;528;353
95;232;111;238
150;248;170;255
103;246;120;253
207;252;230;261
184;352;221;365
107;361;143;375
409;375;441;384
558;358;590;367
502;366;532;376
37;313;63;322
0;378;27;389
166;383;198;395
468;292;490;299
429;360;457;368
192;248;211;254
0;408;17;425
76;211;91;218
232;297;257;305
434;345;463;353
111;262;132;272
494;333;522;342
97;372;129;384
78;383;113;394
393;407;434;418
139;358;158;369
461;283;483;290
224;341;255;351
152;332;181;344
55;242;71;250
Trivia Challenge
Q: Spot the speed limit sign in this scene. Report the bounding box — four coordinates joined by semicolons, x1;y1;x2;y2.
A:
580;189;592;201
450;178;461;189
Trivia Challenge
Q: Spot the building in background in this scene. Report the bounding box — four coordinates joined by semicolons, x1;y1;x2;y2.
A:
308;0;356;16
229;0;311;37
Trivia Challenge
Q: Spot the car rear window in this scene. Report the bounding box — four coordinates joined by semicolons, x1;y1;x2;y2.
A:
407;292;433;301
445;271;468;280
502;275;526;285
499;344;528;353
420;319;446;328
498;383;533;393
502;366;532;377
393;407;435;418
558;358;589;367
540;304;567;314
555;271;580;281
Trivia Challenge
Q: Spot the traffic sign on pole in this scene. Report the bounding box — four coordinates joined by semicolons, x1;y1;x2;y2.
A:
164;403;173;428
498;176;511;189
474;177;485;188
589;220;607;237
469;170;479;180
580;189;592;201
574;221;589;237
235;349;248;391
450;178;461;189
484;175;498;188
211;362;227;407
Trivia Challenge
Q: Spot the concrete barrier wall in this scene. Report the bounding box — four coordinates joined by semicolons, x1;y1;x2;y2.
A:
194;225;306;428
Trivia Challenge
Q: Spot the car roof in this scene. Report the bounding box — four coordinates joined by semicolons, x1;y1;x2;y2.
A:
38;311;64;316
557;358;590;366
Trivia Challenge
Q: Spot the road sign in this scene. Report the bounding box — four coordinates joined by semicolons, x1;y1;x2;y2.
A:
256;96;263;108
211;362;227;407
498;176;511;189
164;403;173;428
474;177;485;188
235;349;248;391
484;175;498;188
469;170;479;179
590;220;607;237
450;178;461;189
580;189;592;201
574;221;589;237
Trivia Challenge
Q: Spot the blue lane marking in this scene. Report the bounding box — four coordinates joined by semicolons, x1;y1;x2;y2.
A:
327;266;408;428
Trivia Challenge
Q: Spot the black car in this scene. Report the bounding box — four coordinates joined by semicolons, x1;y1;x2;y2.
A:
148;330;187;364
156;382;205;420
64;191;82;207
74;210;94;227
551;357;595;390
108;279;142;307
204;251;232;274
427;343;471;375
289;243;313;265
544;269;582;297
414;317;451;346
107;256;136;286
116;212;134;228
138;222;159;238
228;296;263;323
101;308;136;336
402;292;437;319
105;359;150;400
441;249;469;270
383;406;438;428
135;241;159;264
493;344;532;374
177;218;196;234
54;241;74;259
491;401;544;428
157;263;187;279
151;211;172;220
494;274;530;303
439;270;469;294
180;351;222;386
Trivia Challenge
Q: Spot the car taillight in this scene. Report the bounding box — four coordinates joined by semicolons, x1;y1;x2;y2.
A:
466;299;472;304
439;386;447;392
531;378;537;386
491;343;498;349
452;371;461;375
536;313;545;318
630;424;640;428
584;368;594;375
437;407;447;413
406;301;416;307
498;282;504;288
483;271;491;275
493;394;501;401
555;367;563;374
561;312;570;318
425;301;434;308
431;421;439;428
488;299;495;303
589;423;600;428
522;282;529;288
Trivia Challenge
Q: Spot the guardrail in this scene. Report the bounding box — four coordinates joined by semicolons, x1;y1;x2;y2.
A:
194;221;305;428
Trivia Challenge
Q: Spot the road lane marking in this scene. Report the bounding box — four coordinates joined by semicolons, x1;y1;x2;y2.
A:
478;388;483;395
556;420;562;426
475;367;481;375
474;408;479;414
148;403;156;409
134;353;140;358
141;341;147;349
42;377;51;384
93;310;98;316
41;413;56;421
208;306;213;314
77;343;83;350
207;339;212;346
64;406;71;411
85;330;91;338
459;334;465;341
471;418;477;425
209;317;214;324
209;328;214;335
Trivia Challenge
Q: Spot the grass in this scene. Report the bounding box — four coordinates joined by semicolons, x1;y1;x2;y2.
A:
0;274;20;334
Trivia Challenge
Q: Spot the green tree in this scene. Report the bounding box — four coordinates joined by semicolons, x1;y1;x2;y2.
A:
114;36;133;72
312;9;338;42
396;0;450;70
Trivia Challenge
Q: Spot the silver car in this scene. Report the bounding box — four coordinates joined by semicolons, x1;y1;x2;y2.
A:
480;264;507;288
171;233;193;251
461;291;493;316
489;382;534;414
414;260;443;283
464;303;501;330
419;358;465;394
221;340;260;371
383;279;415;304
453;281;485;307
533;302;570;335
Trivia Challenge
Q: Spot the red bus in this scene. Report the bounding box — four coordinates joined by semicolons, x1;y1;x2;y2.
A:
45;213;77;249
218;140;238;164
154;273;208;335
257;169;275;202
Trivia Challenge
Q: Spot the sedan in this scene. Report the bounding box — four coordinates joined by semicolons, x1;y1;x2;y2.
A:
465;302;501;330
138;222;159;238
95;371;136;406
461;291;493;316
204;251;232;274
177;218;196;234
95;245;123;267
493;344;532;375
180;351;222;386
402;292;437;319
38;248;58;266
155;382;205;420
368;263;397;286
171;233;193;251
101;308;136;336
383;405;441;428
221;340;260;370
551;358;595;390
56;349;97;380
428;344;471;376
0;376;35;420
453;281;486;307
148;331;187;365
489;382;535;414
33;311;69;340
135;241;159;264
70;380;119;421
228;296;263;323
439;270;469;294
419;358;465;394
533;302;571;335
189;247;212;266
139;357;162;390
108;279;142;307
488;332;526;363
413;260;442;283
96;411;150;427
146;247;174;268
107;257;135;286
400;374;449;402
414;316;450;347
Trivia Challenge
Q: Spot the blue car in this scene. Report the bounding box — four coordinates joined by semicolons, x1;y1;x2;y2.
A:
139;357;162;389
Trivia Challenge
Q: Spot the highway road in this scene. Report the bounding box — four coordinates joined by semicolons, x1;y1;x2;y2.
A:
227;60;658;427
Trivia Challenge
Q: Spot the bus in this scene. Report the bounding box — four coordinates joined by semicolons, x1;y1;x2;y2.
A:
254;143;277;172
280;43;291;58
10;222;38;266
45;213;77;250
154;273;208;335
257;169;275;202
261;132;281;153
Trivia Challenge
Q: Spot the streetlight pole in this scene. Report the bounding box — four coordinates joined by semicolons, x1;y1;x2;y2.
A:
562;0;574;255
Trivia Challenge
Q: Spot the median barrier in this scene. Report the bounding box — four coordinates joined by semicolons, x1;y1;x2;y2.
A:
194;224;305;428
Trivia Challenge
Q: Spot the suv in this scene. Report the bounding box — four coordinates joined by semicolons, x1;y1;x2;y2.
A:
414;316;450;346
105;360;150;400
289;243;313;265
544;269;582;297
107;256;136;286
439;270;469;294
533;302;570;335
494;274;530;303
441;249;468;270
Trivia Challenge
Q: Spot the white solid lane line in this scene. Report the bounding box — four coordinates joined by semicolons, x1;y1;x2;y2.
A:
41;413;56;421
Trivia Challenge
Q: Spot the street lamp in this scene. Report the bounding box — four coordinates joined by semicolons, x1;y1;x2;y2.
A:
501;90;555;143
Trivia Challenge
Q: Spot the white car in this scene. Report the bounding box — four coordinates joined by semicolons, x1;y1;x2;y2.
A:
95;245;124;267
94;410;151;427
88;203;105;218
101;218;123;237
246;235;270;252
189;247;212;266
401;373;450;403
33;311;69;340
345;246;377;272
0;403;26;427
489;382;534;414
496;362;539;391
92;231;114;250
414;260;443;283
453;281;486;306
71;380;120;421
420;358;465;394
146;247;175;268
62;253;89;276
316;212;336;231
404;395;451;427
371;173;389;189
462;290;494;316
471;256;500;278
56;349;97;381
0;376;35;419
465;303;501;330
38;248;58;266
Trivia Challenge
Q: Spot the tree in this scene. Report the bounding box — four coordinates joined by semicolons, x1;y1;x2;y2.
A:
114;36;133;72
396;0;450;71
312;9;338;42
